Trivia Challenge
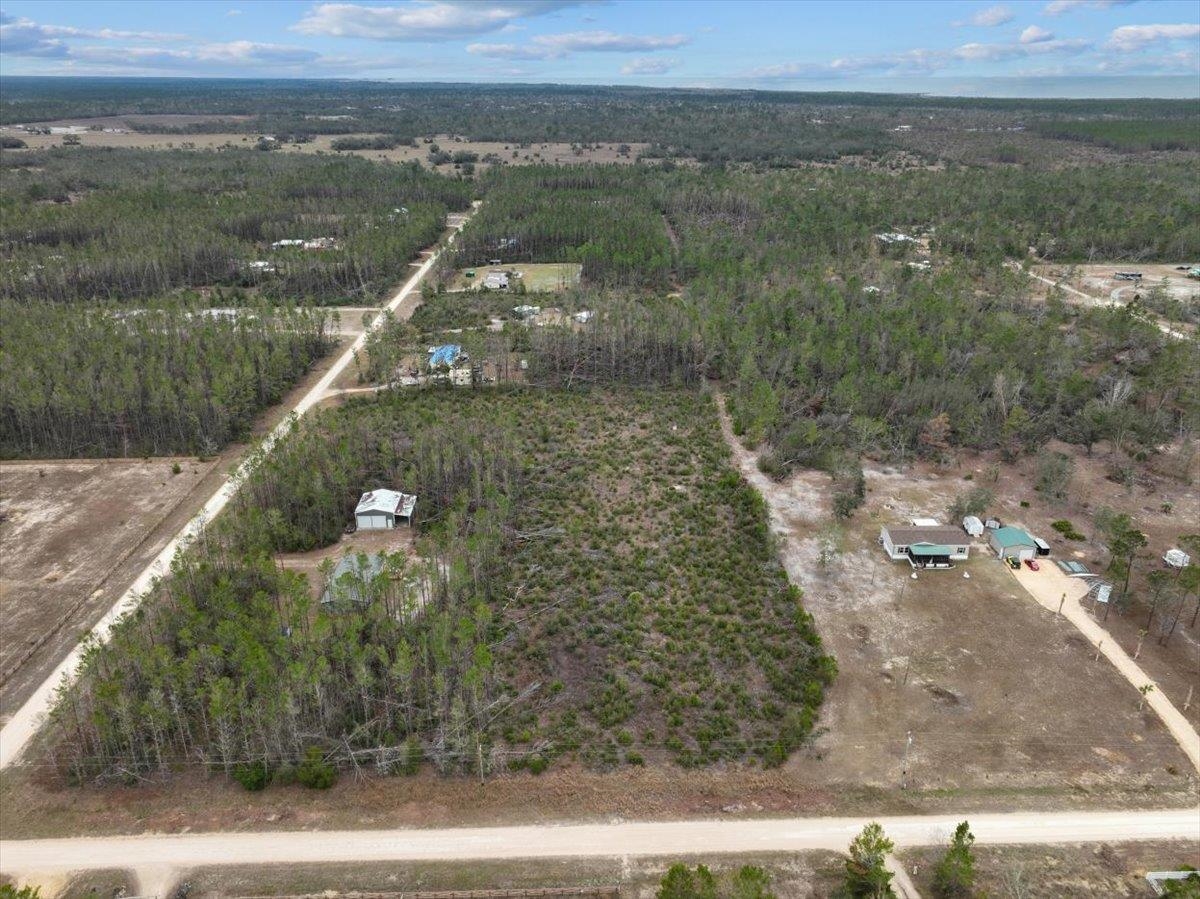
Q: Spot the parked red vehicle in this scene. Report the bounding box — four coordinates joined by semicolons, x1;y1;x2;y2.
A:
1024;558;1040;571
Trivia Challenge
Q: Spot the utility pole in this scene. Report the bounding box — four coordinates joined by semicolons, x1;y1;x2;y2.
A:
901;730;913;790
1134;629;1147;660
1057;592;1066;617
1094;639;1103;663
476;739;485;786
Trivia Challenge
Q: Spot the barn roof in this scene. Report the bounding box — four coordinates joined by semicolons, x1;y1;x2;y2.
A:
356;489;416;517
990;526;1037;548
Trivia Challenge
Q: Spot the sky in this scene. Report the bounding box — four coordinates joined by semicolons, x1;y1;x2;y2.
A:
1;0;1198;97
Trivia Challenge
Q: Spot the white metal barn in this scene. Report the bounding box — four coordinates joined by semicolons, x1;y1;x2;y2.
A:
962;516;985;537
355;489;417;530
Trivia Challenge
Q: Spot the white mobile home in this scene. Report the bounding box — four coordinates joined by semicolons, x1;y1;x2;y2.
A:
880;525;971;568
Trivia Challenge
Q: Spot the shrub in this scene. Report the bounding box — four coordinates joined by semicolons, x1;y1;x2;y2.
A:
526;752;549;775
1051;519;1085;541
230;760;273;791
296;746;337;789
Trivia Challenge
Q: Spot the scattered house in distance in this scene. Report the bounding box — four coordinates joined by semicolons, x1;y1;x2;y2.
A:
513;304;541;320
245;260;276;273
880;525;971;569
573;310;594;324
271;239;304;249
1164;548;1192;569
483;271;510;290
1113;271;1143;281
320;553;385;606
875;232;917;246
355;489;417;530
303;237;337;251
989;526;1038;561
963;515;985;537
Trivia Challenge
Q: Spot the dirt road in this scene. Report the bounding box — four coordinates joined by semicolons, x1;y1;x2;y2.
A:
0;204;479;771
1009;563;1200;773
1018;265;1189;340
2;808;1196;886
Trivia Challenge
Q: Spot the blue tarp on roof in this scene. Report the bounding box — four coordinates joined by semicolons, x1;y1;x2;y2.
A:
429;344;462;367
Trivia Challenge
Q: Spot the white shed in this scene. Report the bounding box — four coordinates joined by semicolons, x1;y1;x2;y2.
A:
1164;548;1192;569
962;516;984;537
355;489;417;530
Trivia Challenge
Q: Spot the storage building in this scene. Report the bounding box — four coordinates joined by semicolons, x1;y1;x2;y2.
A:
355;489;417;530
988;526;1038;561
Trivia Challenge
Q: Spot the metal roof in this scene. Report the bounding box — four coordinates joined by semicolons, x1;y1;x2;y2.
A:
908;543;953;556
321;553;386;605
990;526;1036;548
356;489;417;517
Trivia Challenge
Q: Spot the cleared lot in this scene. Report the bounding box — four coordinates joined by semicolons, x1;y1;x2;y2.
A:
0;459;216;719
1;128;651;169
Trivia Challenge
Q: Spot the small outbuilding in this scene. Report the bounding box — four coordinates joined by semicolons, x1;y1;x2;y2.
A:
962;516;985;537
989;526;1037;561
1164;548;1192;569
1033;536;1051;557
355;489;417;530
483;271;509;290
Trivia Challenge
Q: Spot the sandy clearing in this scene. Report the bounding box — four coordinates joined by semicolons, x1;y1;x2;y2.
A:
0;203;480;771
1008;562;1200;773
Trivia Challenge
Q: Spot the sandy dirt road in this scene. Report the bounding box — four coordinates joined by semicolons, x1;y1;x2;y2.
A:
0;204;479;771
2;808;1196;884
1008;563;1200;773
1018;264;1189;340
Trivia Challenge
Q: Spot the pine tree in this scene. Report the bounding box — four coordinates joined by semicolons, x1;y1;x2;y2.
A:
932;821;976;898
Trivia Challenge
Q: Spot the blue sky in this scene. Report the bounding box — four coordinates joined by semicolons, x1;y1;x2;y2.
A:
1;0;1198;96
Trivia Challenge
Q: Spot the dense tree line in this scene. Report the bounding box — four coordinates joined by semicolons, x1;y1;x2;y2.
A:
1;148;472;305
655;165;1199;469
0;298;334;458
449;166;673;287
52;403;517;781
51;388;834;781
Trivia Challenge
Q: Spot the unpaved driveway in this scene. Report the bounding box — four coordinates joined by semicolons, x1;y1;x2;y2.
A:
1008;562;1200;773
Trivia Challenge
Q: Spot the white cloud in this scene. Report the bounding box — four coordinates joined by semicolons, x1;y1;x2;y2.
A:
0;15;184;56
621;56;679;75
1020;25;1055;43
226;9;243;16
293;1;586;41
1106;23;1200;51
752;49;947;79
969;5;1015;27
1043;0;1135;16
954;36;1089;60
469;30;689;60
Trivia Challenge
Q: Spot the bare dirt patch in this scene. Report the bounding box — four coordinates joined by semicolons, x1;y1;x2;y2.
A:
182;852;843;899
951;440;1200;734
0;458;216;718
711;397;1195;794
276;528;417;600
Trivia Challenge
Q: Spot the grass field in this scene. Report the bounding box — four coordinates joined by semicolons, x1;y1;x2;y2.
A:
444;263;583;293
